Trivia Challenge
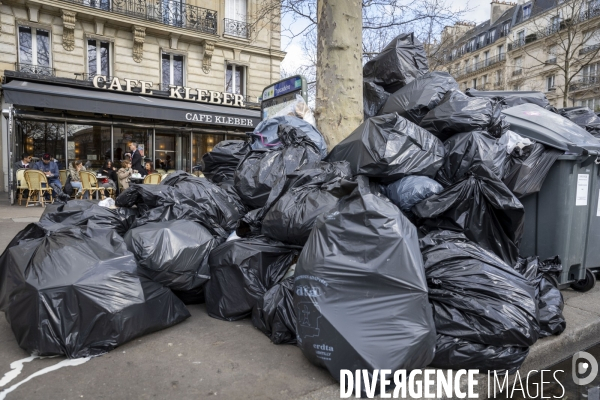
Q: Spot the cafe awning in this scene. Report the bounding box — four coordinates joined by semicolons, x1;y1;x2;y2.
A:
2;80;261;128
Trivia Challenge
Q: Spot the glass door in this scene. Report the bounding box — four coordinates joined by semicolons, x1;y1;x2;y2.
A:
155;131;191;172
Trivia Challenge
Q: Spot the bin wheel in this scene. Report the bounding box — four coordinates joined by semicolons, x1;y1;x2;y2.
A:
570;269;597;292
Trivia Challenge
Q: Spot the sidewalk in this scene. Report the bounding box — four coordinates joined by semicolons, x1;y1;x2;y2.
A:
0;199;598;400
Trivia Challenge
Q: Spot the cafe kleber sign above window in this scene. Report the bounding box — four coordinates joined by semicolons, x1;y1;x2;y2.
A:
92;76;256;127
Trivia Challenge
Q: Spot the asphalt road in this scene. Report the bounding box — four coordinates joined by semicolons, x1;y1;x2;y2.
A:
0;202;336;400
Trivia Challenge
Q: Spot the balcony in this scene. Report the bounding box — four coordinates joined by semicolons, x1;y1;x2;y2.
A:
580;43;600;55
62;0;218;35
494;79;504;88
579;6;600;23
455;53;507;80
223;18;250;39
512;69;523;77
569;75;600;92
15;63;55;77
509;39;525;51
546;57;557;65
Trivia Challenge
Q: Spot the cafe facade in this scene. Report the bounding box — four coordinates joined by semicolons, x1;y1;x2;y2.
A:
0;0;284;194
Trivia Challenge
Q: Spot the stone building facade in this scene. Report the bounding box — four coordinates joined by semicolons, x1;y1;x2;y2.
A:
0;0;285;194
433;0;600;110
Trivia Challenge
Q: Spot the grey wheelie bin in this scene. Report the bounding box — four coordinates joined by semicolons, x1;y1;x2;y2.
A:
503;104;600;291
584;156;600;288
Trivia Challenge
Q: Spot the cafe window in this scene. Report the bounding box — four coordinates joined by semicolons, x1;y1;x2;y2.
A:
161;52;184;88
226;64;246;95
192;134;226;167
15;121;65;168
67;124;111;170
113;127;152;165
87;39;111;76
18;26;51;68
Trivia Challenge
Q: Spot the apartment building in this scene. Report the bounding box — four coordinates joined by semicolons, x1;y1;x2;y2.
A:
0;0;285;192
434;0;600;110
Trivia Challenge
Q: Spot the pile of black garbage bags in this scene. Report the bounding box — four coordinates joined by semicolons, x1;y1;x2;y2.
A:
0;31;579;383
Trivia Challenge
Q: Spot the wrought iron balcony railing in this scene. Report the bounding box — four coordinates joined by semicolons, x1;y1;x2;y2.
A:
455;53;506;79
580;43;600;55
546;57;558;64
509;39;526;51
570;75;600;92
494;79;504;87
15;63;55;77
223;18;251;39
512;69;523;77
62;0;218;35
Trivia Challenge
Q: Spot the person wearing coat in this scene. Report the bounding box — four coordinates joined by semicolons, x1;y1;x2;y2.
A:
129;142;146;177
118;159;133;190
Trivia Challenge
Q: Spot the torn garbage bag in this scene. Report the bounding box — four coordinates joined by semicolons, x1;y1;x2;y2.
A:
0;224;190;358
420;90;508;141
419;230;539;348
235;127;322;209
294;176;436;381
201;140;250;183
385;176;443;213
378;71;459;124
251;277;296;345
436;131;510;187
559;107;600;137
124;220;219;292
502;143;562;198
363;80;390;119
325;113;445;183
413;164;525;267
204;236;299;321
261;163;354;245
39;200;139;236
363;32;429;93
515;256;566;337
249;115;328;159
431;334;529;373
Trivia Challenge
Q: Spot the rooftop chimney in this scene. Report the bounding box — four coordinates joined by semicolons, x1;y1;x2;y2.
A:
491;1;516;25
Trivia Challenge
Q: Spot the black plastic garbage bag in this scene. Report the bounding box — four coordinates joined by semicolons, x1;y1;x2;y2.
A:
363;32;429;93
559;107;600;137
261;163;354;245
115;184;176;210
201;140;250;183
419;230;539;348
502;143;562;198
130;172;243;237
385;176;443;213
420;90;508;140
363;80;390;119
379;72;459;124
515;256;565;337
466;88;551;110
205;236;299;321
413;165;525;267
40;200;139;236
249;116;328;159
431;334;530;373
326;113;445;183
235;127;322;209
294;177;436;381
251;277;296;345
0;224;190;358
124;220;219;292
436;131;510;187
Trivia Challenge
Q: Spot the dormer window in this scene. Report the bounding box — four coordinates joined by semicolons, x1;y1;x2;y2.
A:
523;4;532;20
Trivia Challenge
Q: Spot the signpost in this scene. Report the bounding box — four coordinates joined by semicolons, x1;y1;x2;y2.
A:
260;75;308;120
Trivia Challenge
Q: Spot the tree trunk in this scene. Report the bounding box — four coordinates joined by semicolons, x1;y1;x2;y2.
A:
315;0;363;150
